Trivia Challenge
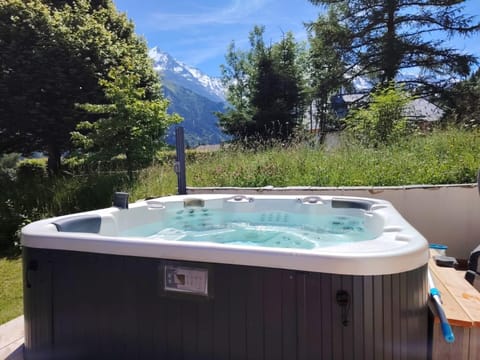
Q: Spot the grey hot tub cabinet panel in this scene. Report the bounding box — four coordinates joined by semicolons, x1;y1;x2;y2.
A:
23;247;429;360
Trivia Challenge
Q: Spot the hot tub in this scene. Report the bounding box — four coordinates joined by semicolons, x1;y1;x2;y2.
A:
22;194;430;359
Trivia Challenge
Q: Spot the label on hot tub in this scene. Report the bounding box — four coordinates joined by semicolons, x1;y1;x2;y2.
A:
164;265;208;296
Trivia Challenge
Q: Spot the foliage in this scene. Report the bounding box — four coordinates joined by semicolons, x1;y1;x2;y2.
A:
218;26;307;143
72;66;181;179
1;167;130;252
0;0;160;174
16;158;48;181
0;153;20;170
345;84;412;146
307;7;353;132
128;128;480;198
307;0;480;95
48;173;131;213
442;68;480;128
0;154;21;252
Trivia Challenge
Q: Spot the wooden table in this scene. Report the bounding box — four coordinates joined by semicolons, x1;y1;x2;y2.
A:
429;251;480;359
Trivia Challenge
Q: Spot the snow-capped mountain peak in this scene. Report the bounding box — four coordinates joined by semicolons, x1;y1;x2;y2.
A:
149;47;226;103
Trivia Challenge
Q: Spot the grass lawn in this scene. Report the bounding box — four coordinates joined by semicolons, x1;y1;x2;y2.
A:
0;256;23;325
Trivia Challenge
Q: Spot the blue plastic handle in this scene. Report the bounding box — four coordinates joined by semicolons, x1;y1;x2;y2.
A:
441;321;455;343
431;290;455;344
429;243;448;251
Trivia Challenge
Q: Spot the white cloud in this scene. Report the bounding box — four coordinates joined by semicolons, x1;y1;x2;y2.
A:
148;0;273;30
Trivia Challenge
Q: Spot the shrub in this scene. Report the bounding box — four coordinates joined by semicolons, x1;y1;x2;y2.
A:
0;153;21;171
345;83;412;146
16;158;47;181
0;154;22;252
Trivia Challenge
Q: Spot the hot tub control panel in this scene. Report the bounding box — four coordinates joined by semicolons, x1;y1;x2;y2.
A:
164;264;209;296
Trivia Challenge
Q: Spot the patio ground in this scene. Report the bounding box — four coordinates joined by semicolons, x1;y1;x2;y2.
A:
0;315;24;360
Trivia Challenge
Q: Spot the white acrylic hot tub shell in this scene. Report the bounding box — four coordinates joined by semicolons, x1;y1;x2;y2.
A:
21;194;429;276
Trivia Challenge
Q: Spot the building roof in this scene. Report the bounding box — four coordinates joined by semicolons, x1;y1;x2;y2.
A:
403;98;444;122
303;94;445;132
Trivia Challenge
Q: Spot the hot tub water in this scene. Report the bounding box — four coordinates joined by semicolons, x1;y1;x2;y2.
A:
121;208;375;249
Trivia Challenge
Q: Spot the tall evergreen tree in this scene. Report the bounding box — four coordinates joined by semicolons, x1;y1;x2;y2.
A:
308;0;480;94
218;26;307;143
0;0;160;173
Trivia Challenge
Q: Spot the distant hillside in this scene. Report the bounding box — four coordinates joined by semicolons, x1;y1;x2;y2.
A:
148;47;228;146
163;81;229;147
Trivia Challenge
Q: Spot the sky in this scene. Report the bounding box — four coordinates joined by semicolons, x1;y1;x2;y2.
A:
112;0;480;78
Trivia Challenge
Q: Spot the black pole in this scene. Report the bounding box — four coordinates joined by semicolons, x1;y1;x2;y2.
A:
175;127;187;195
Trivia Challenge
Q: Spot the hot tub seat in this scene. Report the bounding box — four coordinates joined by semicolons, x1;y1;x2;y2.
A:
53;215;101;234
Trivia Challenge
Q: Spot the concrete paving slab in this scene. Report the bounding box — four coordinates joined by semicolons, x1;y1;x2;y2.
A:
0;316;24;360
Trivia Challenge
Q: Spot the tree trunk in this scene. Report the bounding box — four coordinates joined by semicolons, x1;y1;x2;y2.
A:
126;152;134;182
47;143;61;176
383;0;399;83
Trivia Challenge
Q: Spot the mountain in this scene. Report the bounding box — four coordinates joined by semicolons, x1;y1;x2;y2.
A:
149;47;226;103
163;82;229;147
149;48;228;147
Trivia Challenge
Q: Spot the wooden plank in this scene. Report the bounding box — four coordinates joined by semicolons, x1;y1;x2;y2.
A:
304;273;322;359
197;301;214;360
229;267;247;360
296;273;307;360
245;268;263;360
439;269;480;327
263;269;282;360
166;301;183;360
373;276;384;360
213;265;230;360
430;252;480;326
281;271;297;360
382;275;393;360
182;300;198;360
363;276;375;358
431;325;469;360
399;272;408;360
429;250;480;359
390;273;401;359
428;254;474;327
320;274;332;359
468;327;480;360
407;266;429;360
339;276;355;360
133;260;158;359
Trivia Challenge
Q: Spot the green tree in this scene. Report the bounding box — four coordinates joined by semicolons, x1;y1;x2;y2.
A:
308;0;480;94
218;26;307;143
72;66;181;179
442;68;480;128
251;32;306;141
0;0;159;174
307;8;353;133
218;37;255;141
346;83;412;146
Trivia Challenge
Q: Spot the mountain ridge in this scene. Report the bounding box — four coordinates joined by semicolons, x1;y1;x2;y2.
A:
149;47;226;103
148;47;228;146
